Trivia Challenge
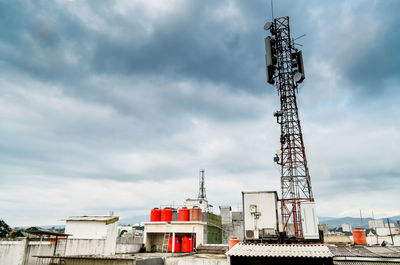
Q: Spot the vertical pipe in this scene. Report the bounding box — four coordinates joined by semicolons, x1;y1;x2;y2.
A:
360;209;363;228
387;218;394;245
242;192;246;241
172;232;175;253
53;236;58;256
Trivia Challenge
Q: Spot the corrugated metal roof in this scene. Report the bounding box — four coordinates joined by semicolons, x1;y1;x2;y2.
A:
226;243;333;258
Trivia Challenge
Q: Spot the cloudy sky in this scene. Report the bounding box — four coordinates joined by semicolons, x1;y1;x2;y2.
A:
0;0;399;227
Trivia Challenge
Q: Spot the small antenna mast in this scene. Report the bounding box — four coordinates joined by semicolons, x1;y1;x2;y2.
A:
198;169;206;200
271;0;274;20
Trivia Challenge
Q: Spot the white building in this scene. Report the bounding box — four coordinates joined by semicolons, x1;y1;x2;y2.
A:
143;221;207;252
64;215;119;256
184;198;211;212
385;223;396;228
342;223;352;232
368;219;384;230
376;227;399;236
219;206;232;224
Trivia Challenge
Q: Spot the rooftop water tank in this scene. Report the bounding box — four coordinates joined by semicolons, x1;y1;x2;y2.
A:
161;208;173;222
352;228;367;245
150;208;161;222
181;236;193;252
178;207;190;221
189;206;202;221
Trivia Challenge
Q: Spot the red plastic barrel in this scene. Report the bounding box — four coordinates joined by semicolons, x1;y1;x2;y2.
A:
161;208;173;222
150;208;161;222
352;228;367;245
189;206;202;221
229;237;240;249
181;236;193;252
168;236;181;252
178;207;190;221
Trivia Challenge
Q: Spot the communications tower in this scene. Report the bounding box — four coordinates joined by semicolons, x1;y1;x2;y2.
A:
198;169;206;200
264;16;314;238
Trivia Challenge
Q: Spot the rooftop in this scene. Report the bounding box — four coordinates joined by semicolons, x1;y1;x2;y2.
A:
25;230;70;237
226;243;333;258
196;244;229;254
65;216;119;224
329;245;400;258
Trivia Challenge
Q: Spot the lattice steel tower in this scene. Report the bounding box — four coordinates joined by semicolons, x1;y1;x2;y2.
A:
198;169;206;200
264;16;314;238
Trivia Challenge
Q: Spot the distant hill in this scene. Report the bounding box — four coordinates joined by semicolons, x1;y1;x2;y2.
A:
12;225;65;231
319;216;400;229
13;215;399;230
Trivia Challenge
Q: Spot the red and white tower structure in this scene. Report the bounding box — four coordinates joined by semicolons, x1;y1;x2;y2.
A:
264;16;314;238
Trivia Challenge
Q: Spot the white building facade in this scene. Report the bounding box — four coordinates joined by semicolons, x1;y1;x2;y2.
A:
64;216;119;256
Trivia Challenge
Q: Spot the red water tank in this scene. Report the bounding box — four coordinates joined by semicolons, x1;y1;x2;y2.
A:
168;236;181;252
189;206;202;221
178;207;190;221
229;237;240;249
150;208;161;222
181;236;193;252
161;208;173;222
352;228;367;245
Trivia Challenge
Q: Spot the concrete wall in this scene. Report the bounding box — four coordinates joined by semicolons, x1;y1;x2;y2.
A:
66;220;109;239
165;254;228;265
369;219;385;229
137;257;163;265
323;235;352;245
105;221;118;255
116;237;143;254
0;238;27;265
219;206;232;225
1;237;143;265
0;238;61;265
65;238;109;256
25;240;56;265
376;227;399;236
65;220;118;255
222;211;243;244
366;234;400;246
35;257;136;265
324;234;400;246
63;259;135;265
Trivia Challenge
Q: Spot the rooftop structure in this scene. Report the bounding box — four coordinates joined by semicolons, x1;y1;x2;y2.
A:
64;215;119;256
227;243;333;258
143;221;207;252
65;216;119;224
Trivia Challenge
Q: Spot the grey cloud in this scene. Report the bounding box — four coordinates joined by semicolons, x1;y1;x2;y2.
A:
0;0;399;225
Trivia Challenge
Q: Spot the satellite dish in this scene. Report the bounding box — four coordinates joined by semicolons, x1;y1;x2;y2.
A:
293;72;303;82
276;149;282;155
264;22;272;31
